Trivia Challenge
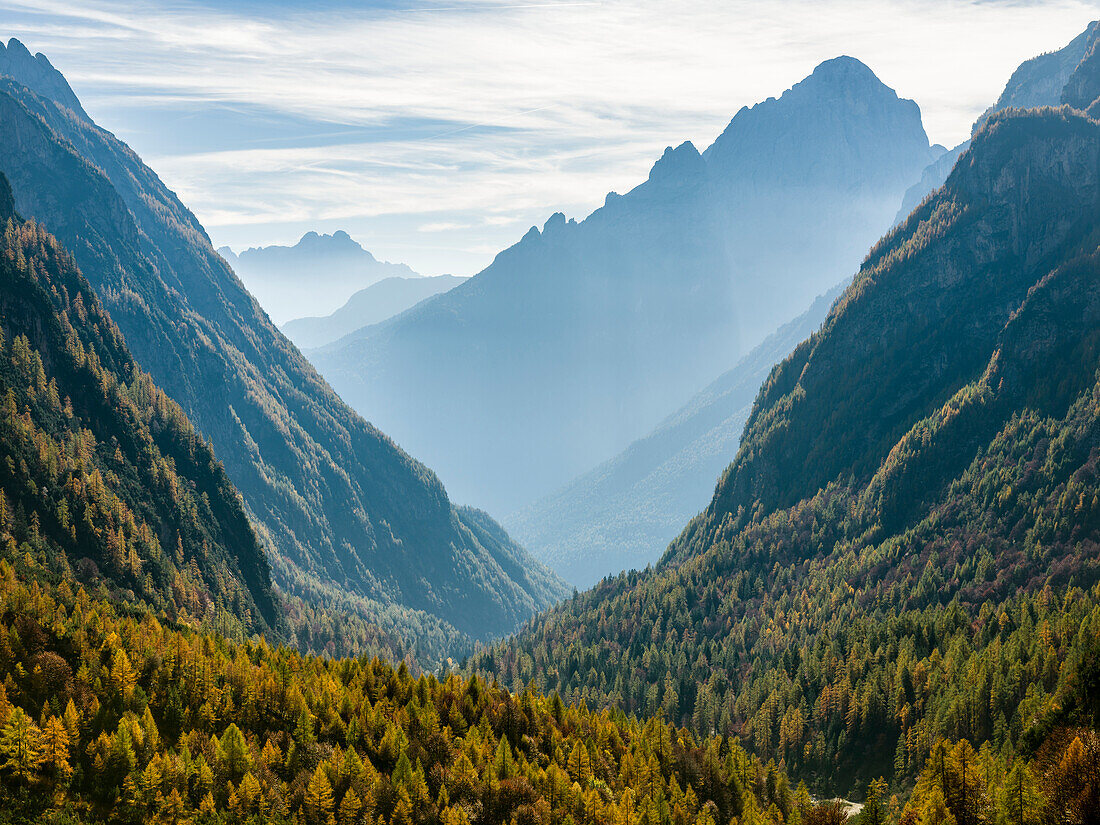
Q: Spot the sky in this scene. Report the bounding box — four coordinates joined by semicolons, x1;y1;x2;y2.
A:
2;0;1097;277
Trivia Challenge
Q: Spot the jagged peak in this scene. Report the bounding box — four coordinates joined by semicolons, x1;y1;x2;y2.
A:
781;55;903;107
543;211;567;233
0;37;87;119
807;55;880;85
293;229;368;253
648;140;705;185
4;37;31;58
704;54;925;168
1061;21;1100;112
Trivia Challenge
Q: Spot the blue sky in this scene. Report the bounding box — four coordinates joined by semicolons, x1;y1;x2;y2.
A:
2;0;1096;276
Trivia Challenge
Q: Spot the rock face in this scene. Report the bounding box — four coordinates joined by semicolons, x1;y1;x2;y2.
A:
310;57;938;515
0;41;567;653
284;274;466;350
219;232;420;324
0;39;86;118
988;23;1096;113
1062;25;1100;114
507;285;843;587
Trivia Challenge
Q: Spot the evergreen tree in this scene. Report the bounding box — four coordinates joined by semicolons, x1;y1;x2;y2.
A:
219;723;251;780
0;708;43;781
305;763;336;825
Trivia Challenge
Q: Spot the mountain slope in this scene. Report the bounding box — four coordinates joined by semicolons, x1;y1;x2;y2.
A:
473;102;1100;790
985;22;1097;114
0;39;566;654
895;21;1097;224
507;285;842;587
219;231;419;324
285;274;465;350
311;57;938;515
0;172;279;637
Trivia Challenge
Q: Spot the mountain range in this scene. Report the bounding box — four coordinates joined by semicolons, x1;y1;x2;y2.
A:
1;15;1100;825
308;56;941;516
219;231;419;324
513;20;1100;589
284;274;466;350
0;37;566;660
474;30;1100;794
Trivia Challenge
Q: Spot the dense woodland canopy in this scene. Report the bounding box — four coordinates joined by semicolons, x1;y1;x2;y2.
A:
0;557;819;825
0;178;279;639
0;544;1096;824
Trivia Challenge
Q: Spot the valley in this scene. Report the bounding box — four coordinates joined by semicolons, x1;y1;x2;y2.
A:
0;8;1098;825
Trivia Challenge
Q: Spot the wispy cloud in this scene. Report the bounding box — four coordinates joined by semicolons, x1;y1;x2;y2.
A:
3;0;1095;275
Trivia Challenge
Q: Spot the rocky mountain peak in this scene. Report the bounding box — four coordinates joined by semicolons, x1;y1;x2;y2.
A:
295;229;366;253
804;55;884;92
647;141;705;186
0;38;87;118
1061;22;1100;114
703;55;930;186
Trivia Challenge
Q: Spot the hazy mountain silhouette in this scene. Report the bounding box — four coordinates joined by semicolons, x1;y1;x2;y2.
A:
311;57;939;515
219;231;419;324
285;274;466;350
520;24;1100;588
507;284;844;587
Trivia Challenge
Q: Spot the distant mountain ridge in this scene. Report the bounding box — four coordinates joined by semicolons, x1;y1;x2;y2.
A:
219;231;419;324
311;56;940;515
531;26;1100;589
285;274;465;350
0;37;566;660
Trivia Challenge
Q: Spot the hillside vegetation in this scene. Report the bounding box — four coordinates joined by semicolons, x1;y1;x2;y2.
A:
0;556;833;825
0;174;279;638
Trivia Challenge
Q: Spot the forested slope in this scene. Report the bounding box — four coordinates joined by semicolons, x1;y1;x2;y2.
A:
0;557;828;825
0;173;279;638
